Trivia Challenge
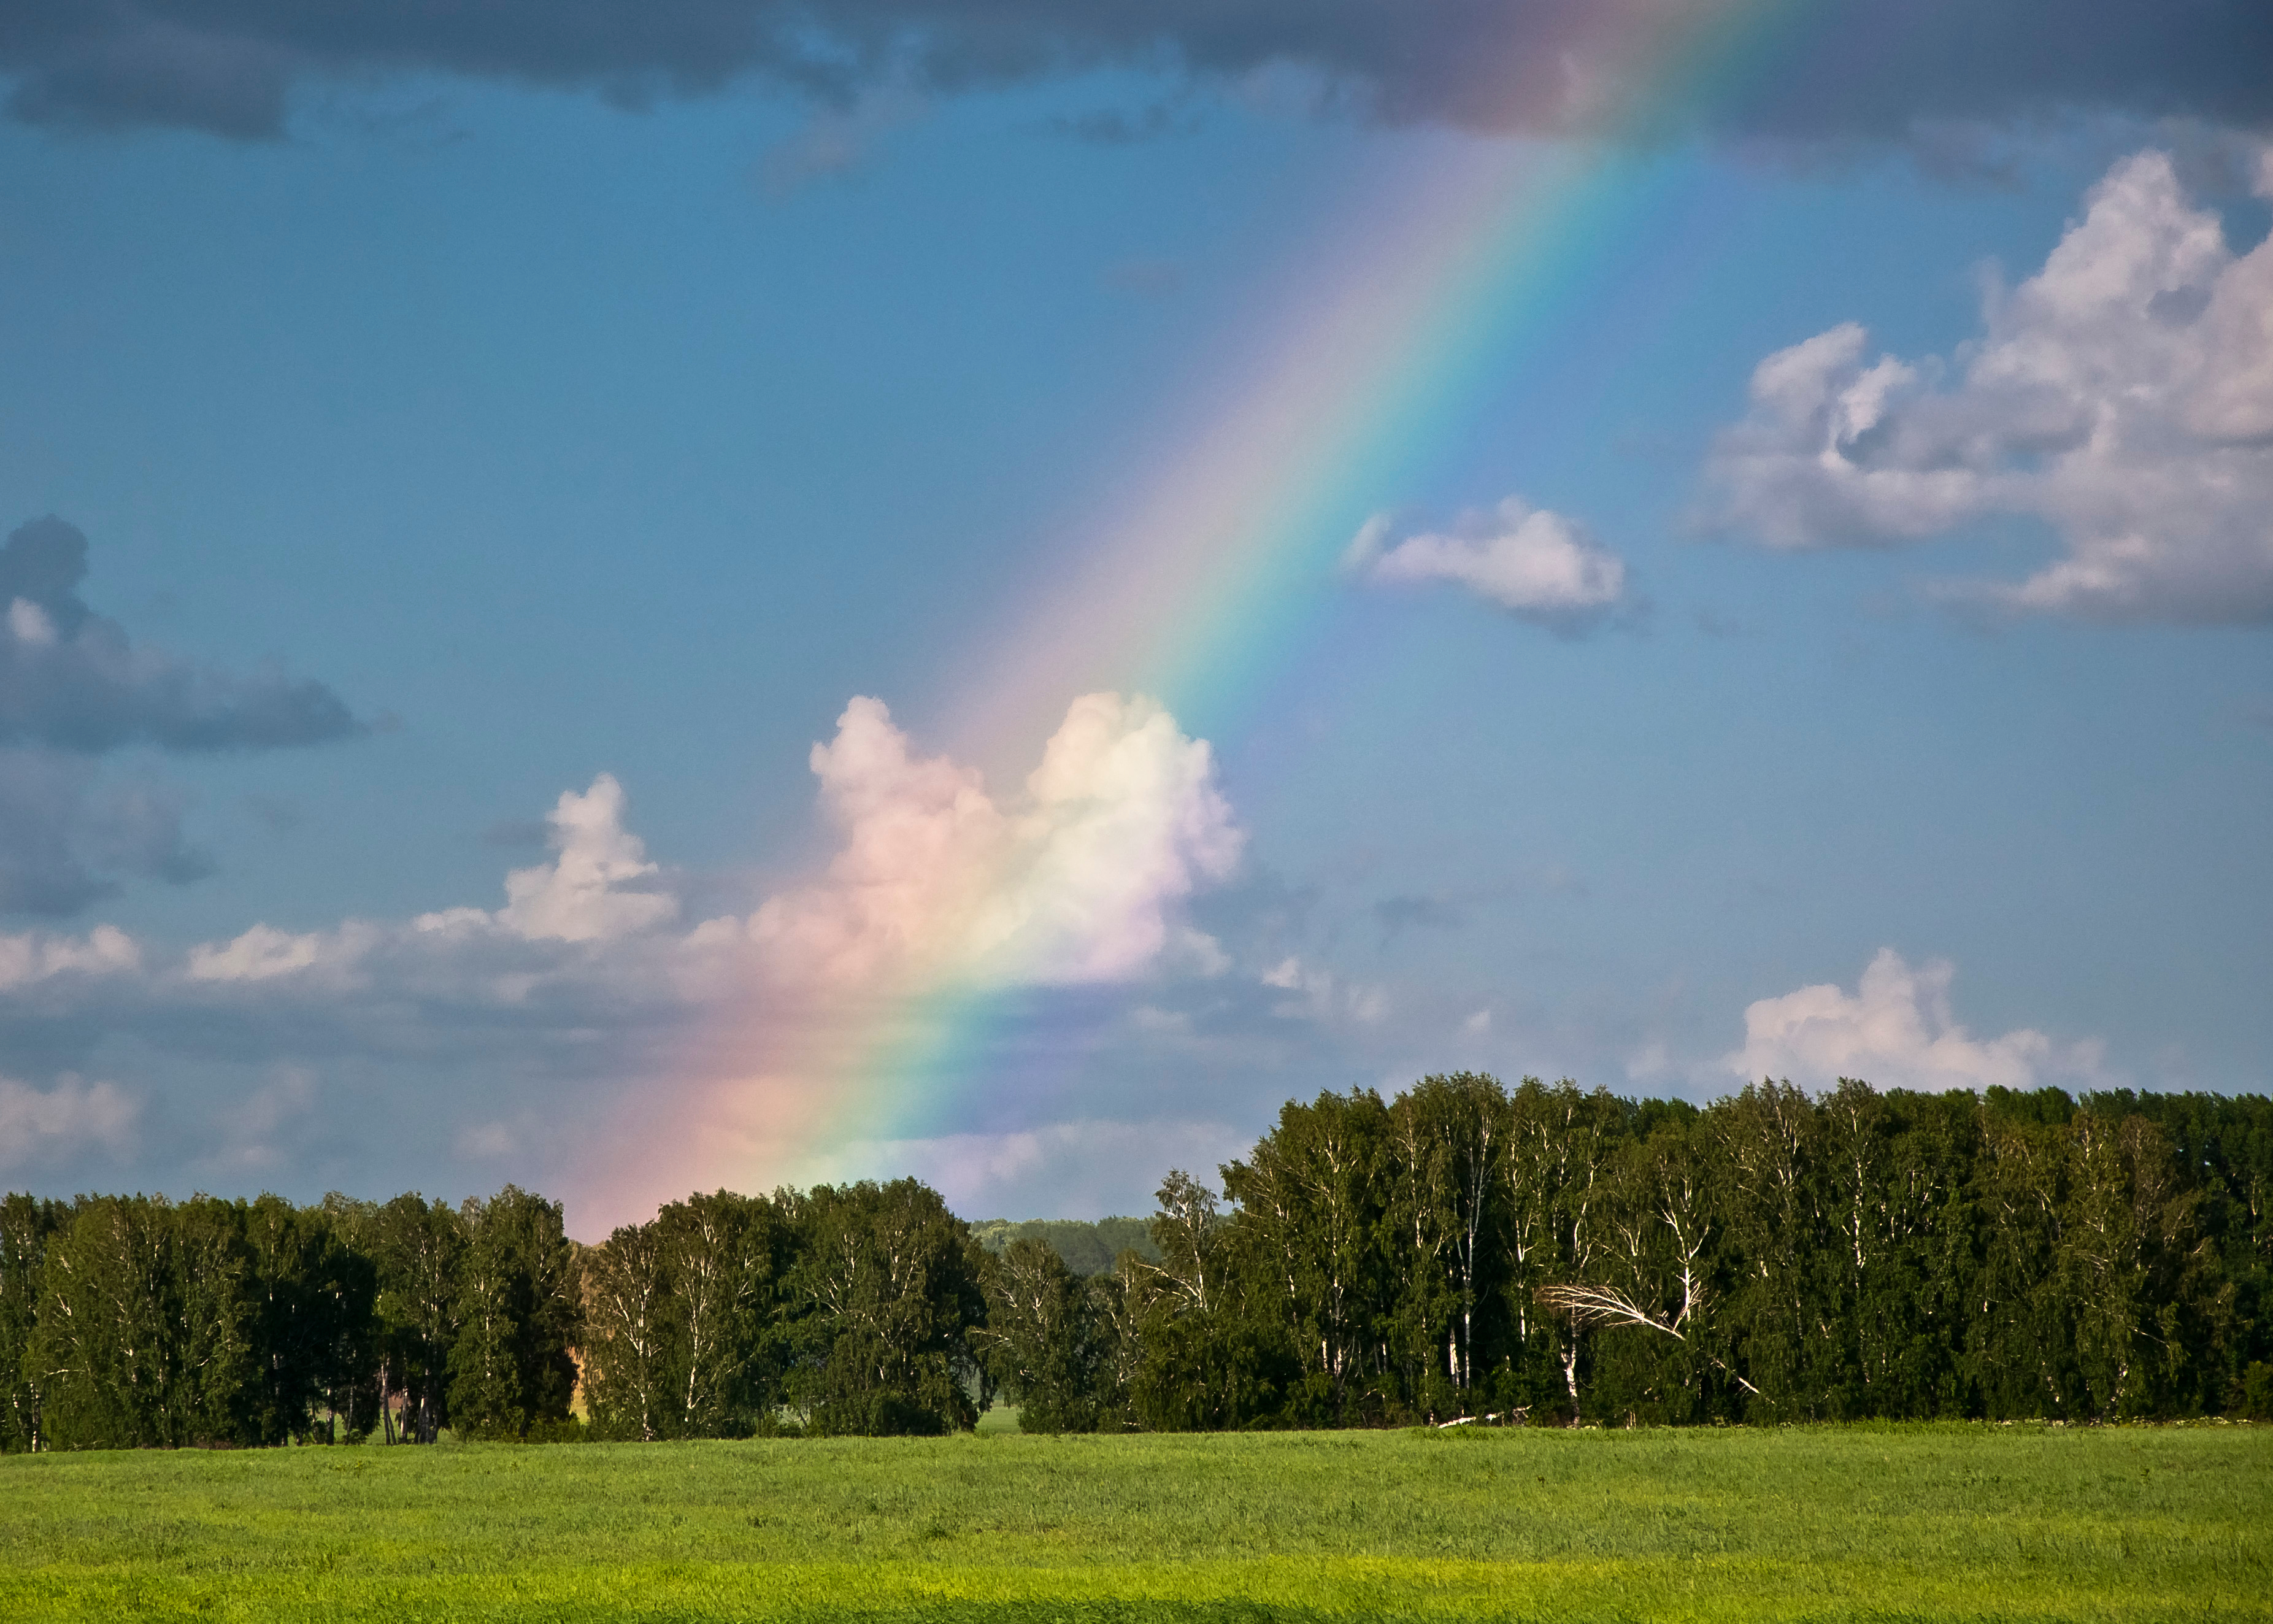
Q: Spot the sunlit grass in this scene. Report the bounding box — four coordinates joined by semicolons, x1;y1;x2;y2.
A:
2;1423;2266;1620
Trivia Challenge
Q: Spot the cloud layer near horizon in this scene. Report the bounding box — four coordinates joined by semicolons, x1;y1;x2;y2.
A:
0;691;1248;1217
3;1;2266;142
1707;148;2273;622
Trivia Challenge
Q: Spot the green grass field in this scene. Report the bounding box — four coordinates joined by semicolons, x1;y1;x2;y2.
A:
2;1423;2267;1622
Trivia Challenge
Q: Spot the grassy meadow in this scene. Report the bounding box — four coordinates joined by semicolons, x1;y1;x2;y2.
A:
1;1423;2267;1622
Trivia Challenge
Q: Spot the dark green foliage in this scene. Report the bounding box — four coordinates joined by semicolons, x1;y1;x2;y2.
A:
1;1181;583;1452
1223;1088;1394;1425
581;1216;672;1440
979;1237;1111;1433
581;1189;787;1439
2;1172;1001;1451
241;1195;377;1444
447;1185;579;1439
782;1179;988;1436
0;1192;63;1452
6;1079;2266;1451
28;1195;258;1448
661;1190;789;1435
1124;1077;2272;1430
580;1183;998;1441
2244;1361;2273;1418
1121;1171;1294;1431
366;1193;466;1444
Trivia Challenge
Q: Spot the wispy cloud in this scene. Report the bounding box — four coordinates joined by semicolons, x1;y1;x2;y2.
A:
756;87;925;197
1346;498;1631;631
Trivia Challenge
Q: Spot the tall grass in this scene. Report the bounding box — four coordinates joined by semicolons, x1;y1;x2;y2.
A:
2;1423;2266;1620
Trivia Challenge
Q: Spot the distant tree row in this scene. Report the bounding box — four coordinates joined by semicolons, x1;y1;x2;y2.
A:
0;1187;577;1451
578;1180;987;1439
0;1176;998;1450
1042;1079;2273;1429
5;1079;2269;1449
969;1217;1158;1278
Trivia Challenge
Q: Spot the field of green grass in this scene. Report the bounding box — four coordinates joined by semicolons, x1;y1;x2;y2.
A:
2;1423;2267;1622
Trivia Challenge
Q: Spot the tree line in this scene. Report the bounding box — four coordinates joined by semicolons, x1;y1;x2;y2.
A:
5;1077;2270;1449
1083;1078;2273;1429
0;1186;579;1451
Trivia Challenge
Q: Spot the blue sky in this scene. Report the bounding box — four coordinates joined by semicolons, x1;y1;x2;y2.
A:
0;4;2267;1232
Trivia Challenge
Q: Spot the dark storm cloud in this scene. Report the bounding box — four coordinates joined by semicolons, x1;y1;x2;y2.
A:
0;515;360;916
0;749;211;915
0;1;2266;142
0;517;362;753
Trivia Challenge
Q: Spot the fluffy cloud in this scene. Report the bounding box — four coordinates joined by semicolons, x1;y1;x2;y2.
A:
161;696;1237;1009
180;775;683;991
2;1;2264;144
1706;149;2273;623
749;691;1242;987
1347;498;1628;629
496;774;679;944
1726;949;2106;1093
0;689;1252;1220
0;1071;137;1171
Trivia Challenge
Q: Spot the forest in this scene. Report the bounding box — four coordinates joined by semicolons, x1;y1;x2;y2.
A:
4;1076;2270;1450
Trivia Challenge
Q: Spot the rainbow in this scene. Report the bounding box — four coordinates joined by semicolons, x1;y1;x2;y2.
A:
585;0;1817;1230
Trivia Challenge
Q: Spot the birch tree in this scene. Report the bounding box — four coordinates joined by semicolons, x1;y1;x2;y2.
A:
0;1193;61;1452
782;1179;985;1435
580;1218;672;1439
369;1193;464;1442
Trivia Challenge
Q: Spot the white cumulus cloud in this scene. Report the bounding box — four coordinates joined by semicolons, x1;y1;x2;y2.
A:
1706;147;2273;622
1726;948;2106;1093
497;773;679;944
0;700;1256;1216
749;692;1242;987
1347;497;1628;628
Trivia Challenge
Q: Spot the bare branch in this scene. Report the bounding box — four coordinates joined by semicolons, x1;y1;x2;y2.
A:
1537;1282;1761;1398
1537;1282;1683;1339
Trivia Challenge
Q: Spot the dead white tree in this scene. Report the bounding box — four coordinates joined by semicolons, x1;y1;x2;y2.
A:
1534;1280;1760;1398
